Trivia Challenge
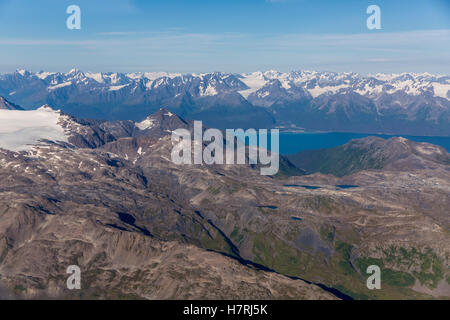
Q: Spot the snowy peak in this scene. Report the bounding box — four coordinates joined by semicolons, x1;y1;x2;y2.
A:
0;103;115;151
1;69;449;136
37;104;57;112
136;108;188;134
3;69;449;101
0;99;193;153
136;116;156;131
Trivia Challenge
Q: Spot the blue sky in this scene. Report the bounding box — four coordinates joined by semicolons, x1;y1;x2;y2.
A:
0;0;449;74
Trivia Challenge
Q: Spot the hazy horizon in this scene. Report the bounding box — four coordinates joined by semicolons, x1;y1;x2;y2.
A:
3;66;450;77
0;0;449;74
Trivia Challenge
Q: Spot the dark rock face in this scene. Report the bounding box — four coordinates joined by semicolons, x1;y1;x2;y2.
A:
0;96;23;110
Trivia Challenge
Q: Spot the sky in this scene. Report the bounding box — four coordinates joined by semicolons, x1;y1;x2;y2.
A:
0;0;449;74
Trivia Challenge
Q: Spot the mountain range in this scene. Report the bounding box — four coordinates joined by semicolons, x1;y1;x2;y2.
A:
1;69;449;135
0;103;449;299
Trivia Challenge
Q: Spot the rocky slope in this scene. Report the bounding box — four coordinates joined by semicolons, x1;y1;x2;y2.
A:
0;105;449;300
0;106;336;300
287;136;450;177
0;147;334;300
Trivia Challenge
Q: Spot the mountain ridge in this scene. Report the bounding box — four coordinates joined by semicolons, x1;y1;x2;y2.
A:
286;136;450;177
0;96;23;110
2;69;449;135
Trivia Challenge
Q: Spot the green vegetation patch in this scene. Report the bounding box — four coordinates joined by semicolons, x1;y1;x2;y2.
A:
230;227;245;244
383;246;446;289
335;241;356;275
355;257;384;273
383;269;416;287
319;225;334;243
251;232;302;277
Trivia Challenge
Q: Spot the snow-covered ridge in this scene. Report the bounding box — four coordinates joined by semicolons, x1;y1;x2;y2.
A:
2;69;449;102
0;106;69;151
136;117;156;130
238;70;450;100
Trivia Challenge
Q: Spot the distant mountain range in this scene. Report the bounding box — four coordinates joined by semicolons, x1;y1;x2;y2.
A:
1;69;449;135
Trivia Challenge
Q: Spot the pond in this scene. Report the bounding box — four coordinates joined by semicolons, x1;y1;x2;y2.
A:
336;185;359;189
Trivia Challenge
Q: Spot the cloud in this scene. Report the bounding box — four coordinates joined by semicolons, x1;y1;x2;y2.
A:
3;28;448;47
270;29;450;48
0;29;448;74
97;32;140;36
0;31;247;48
365;58;395;63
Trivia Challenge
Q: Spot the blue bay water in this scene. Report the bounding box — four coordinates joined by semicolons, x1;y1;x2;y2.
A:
246;132;450;155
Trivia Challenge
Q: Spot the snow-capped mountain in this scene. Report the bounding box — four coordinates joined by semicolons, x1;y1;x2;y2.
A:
0;105;70;151
0;100;191;152
5;69;449;102
1;69;449;135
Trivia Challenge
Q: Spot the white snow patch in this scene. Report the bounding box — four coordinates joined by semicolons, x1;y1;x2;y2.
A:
127;72;180;80
48;81;72;90
17;69;27;76
308;84;348;98
105;73;122;84
145;72;180;80
238;72;268;99
257;91;270;98
136;117;155;130
109;84;128;91
0;108;68;151
355;84;384;96
432;83;450;100
36;72;56;79
85;72;104;83
202;84;218;96
280;80;291;90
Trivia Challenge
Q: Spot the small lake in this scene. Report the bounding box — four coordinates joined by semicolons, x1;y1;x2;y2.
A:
284;184;321;189
336;185;359;189
258;205;278;209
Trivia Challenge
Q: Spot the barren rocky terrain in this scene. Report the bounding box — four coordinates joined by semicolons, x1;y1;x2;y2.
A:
0;104;448;299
